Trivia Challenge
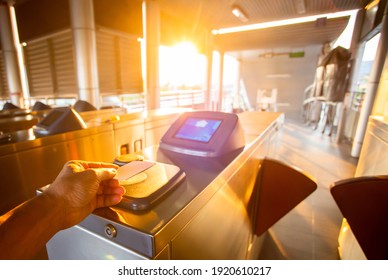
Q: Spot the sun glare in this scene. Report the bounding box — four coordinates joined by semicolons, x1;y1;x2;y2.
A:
159;42;206;88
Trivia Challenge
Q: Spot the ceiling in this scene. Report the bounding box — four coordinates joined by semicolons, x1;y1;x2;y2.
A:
156;0;373;58
157;0;369;29
12;0;374;58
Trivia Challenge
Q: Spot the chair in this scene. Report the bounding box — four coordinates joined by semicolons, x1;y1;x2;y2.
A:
330;176;388;260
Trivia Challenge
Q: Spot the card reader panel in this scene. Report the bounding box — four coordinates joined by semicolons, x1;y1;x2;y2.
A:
115;161;185;211
160;111;245;157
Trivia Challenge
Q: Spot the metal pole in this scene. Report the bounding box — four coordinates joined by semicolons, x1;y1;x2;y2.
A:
0;1;24;107
69;0;100;108
351;3;388;157
335;9;365;143
218;51;224;111
204;32;214;111
142;0;160;110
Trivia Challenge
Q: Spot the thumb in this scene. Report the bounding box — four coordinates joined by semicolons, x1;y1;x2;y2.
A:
94;168;117;182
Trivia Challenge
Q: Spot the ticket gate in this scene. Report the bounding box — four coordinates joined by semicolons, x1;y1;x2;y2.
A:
45;111;317;259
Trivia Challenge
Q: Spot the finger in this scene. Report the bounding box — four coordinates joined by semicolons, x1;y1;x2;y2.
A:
97;183;124;195
96;184;104;195
80;161;119;170
99;178;119;187
107;178;120;188
96;178;119;194
93;168;118;182
103;185;125;195
65;161;86;173
96;194;123;208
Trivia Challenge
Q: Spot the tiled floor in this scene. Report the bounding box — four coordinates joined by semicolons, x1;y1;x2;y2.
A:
259;113;358;260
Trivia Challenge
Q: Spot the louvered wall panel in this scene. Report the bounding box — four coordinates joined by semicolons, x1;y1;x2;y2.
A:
96;31;118;93
0;51;9;98
24;39;53;96
119;36;143;94
13;27;143;98
51;30;77;94
96;28;143;94
24;29;77;97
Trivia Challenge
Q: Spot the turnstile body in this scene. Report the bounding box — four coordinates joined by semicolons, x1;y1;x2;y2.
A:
47;112;287;259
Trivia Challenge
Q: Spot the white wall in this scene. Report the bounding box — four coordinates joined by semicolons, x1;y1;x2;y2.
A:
373;49;388;120
239;45;322;116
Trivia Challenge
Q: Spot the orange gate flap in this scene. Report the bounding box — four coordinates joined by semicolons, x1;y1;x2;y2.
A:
330;176;388;260
253;158;317;236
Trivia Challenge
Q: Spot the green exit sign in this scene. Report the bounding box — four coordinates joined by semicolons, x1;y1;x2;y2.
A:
289;51;305;58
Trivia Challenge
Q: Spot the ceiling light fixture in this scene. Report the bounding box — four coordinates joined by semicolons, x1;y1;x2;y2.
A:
212;9;358;35
231;5;248;22
365;0;380;10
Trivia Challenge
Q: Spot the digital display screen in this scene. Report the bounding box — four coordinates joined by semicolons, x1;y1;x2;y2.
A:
174;117;222;143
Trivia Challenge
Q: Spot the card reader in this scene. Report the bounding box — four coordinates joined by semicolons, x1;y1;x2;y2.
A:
115;161;185;211
160;111;245;157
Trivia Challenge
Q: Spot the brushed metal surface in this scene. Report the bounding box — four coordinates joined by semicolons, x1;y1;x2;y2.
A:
0;109;187;214
47;112;284;259
46;225;147;260
0;124;115;214
356;117;388;176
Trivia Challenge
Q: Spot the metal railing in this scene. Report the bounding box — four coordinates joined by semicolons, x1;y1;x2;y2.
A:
1;90;206;111
25;95;78;108
160;89;205;108
101;89;206;112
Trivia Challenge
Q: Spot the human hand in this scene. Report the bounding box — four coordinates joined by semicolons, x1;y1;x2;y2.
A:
44;160;125;229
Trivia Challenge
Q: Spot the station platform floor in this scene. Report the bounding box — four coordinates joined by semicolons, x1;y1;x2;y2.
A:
259;113;358;260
